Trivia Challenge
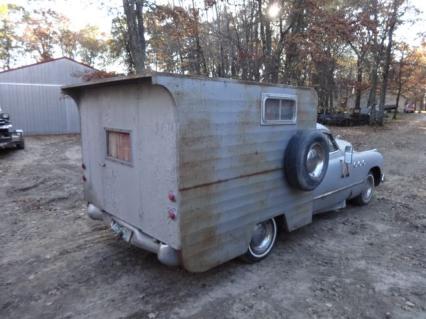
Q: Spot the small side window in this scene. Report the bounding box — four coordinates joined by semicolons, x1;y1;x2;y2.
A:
262;94;297;125
324;133;339;152
106;129;132;163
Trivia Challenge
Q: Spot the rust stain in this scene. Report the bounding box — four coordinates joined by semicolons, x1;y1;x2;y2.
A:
179;106;222;272
179;167;282;192
176;81;317;271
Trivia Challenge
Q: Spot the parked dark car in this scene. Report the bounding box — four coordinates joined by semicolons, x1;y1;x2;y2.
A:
318;112;370;126
0;106;25;150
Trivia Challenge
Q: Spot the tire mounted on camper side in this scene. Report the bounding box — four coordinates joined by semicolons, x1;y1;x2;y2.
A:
284;130;330;191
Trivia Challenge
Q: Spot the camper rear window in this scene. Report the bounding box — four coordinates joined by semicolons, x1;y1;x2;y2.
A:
262;94;297;125
106;130;132;163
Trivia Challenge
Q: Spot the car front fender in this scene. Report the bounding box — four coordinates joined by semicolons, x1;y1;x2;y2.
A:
352;149;384;185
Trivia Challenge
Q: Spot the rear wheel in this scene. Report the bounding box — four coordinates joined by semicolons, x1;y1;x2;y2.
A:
352;173;375;206
16;141;25;150
242;218;277;262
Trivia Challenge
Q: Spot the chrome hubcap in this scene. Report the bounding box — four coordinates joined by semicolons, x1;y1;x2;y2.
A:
306;143;325;180
249;219;276;257
362;175;374;202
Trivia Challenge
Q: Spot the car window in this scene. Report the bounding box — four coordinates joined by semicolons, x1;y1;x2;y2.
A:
323;133;339;152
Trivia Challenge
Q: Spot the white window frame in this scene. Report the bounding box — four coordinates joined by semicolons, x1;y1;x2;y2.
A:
261;93;298;125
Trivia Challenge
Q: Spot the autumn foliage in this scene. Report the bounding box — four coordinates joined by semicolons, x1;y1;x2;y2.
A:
1;0;425;119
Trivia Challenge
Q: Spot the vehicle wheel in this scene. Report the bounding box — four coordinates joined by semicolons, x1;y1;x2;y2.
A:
16;141;25;150
352;173;375;206
284;130;329;191
242;218;277;263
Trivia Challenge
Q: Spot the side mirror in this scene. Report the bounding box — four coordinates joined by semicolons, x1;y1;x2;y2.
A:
344;145;353;164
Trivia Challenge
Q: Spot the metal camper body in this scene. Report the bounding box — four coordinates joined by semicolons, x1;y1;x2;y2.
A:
63;73;323;272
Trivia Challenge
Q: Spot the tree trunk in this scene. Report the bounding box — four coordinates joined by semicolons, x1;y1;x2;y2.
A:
191;0;207;75
393;54;404;120
367;0;380;123
2;20;12;69
354;56;363;111
377;0;399;125
216;3;225;77
122;0;146;74
393;86;401;120
368;61;378;123
283;0;305;85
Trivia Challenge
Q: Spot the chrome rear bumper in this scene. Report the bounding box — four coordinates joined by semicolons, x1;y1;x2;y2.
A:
87;203;180;267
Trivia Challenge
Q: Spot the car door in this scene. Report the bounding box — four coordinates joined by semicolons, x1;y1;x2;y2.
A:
313;132;352;213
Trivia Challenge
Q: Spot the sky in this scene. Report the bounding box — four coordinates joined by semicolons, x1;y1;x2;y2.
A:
396;0;426;46
3;0;423;42
1;0;425;69
3;0;122;33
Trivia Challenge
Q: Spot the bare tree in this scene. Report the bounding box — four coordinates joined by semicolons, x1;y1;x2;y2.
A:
377;0;402;125
122;0;146;73
366;0;384;121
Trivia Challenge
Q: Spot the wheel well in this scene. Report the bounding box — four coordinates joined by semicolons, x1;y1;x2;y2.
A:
370;166;381;186
275;215;289;233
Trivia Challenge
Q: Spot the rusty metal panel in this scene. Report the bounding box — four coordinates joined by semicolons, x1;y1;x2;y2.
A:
154;75;317;272
64;73;318;272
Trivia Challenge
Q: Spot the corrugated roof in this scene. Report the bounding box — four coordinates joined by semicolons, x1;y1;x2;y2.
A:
0;57;96;75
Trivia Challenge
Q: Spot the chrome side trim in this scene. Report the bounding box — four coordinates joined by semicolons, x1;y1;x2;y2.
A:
314;180;364;200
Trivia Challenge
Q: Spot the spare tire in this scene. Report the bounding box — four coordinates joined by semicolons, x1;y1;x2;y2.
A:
284;130;329;191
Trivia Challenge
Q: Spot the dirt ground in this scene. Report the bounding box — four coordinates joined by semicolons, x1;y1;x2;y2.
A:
1;113;425;319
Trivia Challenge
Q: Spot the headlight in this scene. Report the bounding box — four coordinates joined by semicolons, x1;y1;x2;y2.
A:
1;113;9;119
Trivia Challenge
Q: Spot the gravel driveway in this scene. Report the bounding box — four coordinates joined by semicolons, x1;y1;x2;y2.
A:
1;113;425;319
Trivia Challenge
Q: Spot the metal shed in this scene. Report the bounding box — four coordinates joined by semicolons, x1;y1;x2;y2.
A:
63;73;318;272
0;57;95;135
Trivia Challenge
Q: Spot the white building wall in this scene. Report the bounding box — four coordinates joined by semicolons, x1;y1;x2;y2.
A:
0;58;93;134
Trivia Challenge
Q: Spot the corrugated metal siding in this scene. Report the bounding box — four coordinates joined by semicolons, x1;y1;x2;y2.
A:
64;74;318;272
155;75;317;272
0;58;93;134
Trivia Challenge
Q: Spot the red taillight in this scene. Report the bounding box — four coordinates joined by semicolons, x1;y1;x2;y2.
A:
168;207;177;220
168;192;176;202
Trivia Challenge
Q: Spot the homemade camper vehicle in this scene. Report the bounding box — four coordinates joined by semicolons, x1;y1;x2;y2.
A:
63;73;384;272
